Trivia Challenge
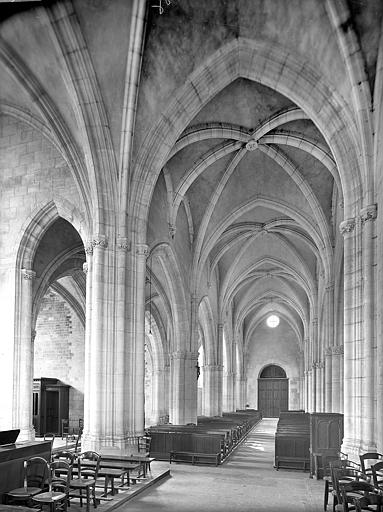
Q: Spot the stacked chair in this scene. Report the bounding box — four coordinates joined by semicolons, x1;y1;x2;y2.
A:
360;454;383;481
328;452;383;512
323;453;360;511
5;448;102;512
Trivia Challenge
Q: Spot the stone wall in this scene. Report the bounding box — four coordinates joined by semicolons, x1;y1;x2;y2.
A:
34;288;84;429
246;317;300;410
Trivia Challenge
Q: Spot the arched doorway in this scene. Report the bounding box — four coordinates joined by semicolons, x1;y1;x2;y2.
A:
258;364;288;418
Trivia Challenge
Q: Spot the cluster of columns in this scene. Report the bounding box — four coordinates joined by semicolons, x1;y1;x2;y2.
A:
14;204;379;455
340;204;377;456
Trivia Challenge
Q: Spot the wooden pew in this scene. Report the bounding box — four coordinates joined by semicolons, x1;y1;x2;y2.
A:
275;411;310;471
148;410;262;463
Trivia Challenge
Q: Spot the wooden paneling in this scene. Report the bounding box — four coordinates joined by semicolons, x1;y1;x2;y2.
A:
0;441;51;503
309;413;344;478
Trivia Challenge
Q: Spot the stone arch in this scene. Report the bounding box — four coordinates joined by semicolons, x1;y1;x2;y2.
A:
150;242;189;352
259;364;287;379
14;198;89;271
130;37;363;243
12;199;86;438
198;296;217;364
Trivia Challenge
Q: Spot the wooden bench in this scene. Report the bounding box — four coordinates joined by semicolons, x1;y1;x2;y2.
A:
275;455;310;471
169;450;221;466
274;411;310;471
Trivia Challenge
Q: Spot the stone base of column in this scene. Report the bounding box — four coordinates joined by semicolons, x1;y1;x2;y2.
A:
82;432;143;454
341;437;367;462
18;426;35;442
359;439;377;453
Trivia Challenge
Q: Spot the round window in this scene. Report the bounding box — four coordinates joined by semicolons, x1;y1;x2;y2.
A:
266;314;280;328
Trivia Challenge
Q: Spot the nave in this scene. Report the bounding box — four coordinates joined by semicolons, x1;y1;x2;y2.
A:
123;419;323;512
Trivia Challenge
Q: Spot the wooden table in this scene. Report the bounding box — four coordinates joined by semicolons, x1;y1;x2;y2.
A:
80;460;141;493
99;454;155;478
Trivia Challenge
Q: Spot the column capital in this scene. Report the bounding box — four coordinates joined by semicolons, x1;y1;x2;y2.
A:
21;268;36;280
92;234;108;249
325;282;334;292
85;242;93;255
168;223;176;240
360;204;377;223
171;350;198;360
135;243;149;257
332;344;344;355
83;262;89;274
339;218;355;235
117;237;131;251
325;346;332;356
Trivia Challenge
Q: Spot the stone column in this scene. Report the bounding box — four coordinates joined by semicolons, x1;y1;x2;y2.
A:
311;318;318;411
113;237;130;440
307;369;313;412
151;364;168;424
312;362;323;412
331;345;343;413
325;347;332;412
340;217;362;457
202;364;223;416
169;350;198;424
82;236;109;450
360;205;377;451
325;282;334;411
131;243;148;436
223;371;235;411
82;256;92;444
216;323;224;415
16;269;36;441
304;371;308;411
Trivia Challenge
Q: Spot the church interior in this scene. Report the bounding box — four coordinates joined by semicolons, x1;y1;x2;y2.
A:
1;0;383;509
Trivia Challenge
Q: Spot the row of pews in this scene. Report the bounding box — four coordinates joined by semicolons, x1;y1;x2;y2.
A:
274;411;344;476
148;410;262;465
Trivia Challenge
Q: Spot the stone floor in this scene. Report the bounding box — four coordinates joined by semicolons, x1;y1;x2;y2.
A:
109;418;325;512
37;418;325;512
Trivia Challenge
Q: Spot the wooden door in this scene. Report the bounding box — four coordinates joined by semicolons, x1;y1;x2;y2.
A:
45;390;59;433
258;378;288;417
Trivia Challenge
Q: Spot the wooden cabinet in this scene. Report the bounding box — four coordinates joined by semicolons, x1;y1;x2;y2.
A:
309;413;344;478
33;378;70;436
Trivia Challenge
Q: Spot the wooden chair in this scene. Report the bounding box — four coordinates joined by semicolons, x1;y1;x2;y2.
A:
69;451;100;512
138;435;151;455
61;419;70;440
6;456;49;506
33;460;72;512
331;466;369;512
324;458;361;511
360;454;383;480
52;450;76;465
371;461;383;491
340;480;381;512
